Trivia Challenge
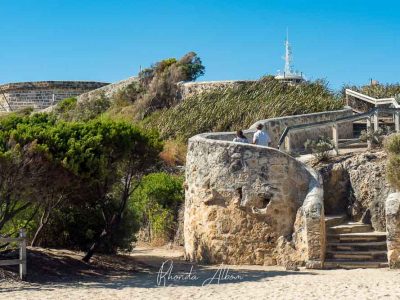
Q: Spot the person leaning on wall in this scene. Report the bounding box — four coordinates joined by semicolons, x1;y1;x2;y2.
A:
233;130;249;143
252;123;271;146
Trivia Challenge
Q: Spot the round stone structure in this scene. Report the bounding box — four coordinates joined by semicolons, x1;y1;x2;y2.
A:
0;81;109;112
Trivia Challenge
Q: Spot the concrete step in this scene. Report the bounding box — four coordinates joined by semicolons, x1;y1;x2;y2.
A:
327;241;387;251
327;232;387;243
325;215;347;227
326;250;387;261
328;223;372;234
324;260;388;269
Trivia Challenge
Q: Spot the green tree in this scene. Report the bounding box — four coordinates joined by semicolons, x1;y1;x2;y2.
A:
130;172;184;242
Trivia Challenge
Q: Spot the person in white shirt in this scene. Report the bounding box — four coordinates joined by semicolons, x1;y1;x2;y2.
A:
233;130;249;143
252;124;271;146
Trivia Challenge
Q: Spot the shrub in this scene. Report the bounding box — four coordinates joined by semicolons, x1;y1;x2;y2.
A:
39;201;140;253
130;172;184;243
159;139;187;166
385;134;400;191
360;126;392;148
304;136;334;162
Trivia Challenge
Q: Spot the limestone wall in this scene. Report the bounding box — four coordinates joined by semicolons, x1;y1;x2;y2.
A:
177;80;254;99
386;192;400;268
77;77;138;103
0;81;108;112
184;132;325;267
250;108;354;150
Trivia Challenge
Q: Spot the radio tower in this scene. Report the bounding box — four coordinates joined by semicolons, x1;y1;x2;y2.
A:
275;29;305;84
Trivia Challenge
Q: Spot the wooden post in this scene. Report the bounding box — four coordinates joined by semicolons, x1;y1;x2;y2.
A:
366;117;372;149
395;111;400;133
374;111;379;131
19;229;27;281
332;123;339;155
285;134;291;153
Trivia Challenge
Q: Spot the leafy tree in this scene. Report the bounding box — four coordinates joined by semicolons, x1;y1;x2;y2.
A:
0;113;162;261
130;172;184;242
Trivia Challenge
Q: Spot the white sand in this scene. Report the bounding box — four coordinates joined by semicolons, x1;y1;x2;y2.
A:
1;247;400;300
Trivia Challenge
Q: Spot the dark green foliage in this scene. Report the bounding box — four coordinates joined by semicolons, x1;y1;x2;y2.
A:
130;172;184;242
0;112;162;254
40;202;140;253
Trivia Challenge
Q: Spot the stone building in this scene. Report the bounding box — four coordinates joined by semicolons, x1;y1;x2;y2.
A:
0;81;109;112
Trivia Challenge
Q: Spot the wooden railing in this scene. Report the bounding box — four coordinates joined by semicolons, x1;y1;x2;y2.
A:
278;107;400;153
346;89;399;108
0;229;27;280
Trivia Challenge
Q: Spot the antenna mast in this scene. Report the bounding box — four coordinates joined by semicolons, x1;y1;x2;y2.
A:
284;28;293;75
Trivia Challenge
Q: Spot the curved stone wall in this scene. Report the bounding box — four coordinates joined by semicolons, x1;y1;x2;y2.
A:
0;81;109;111
184;131;325;267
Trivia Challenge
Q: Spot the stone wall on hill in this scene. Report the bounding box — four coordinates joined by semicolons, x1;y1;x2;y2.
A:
177;80;254;100
77;76;138;103
0;81;108;112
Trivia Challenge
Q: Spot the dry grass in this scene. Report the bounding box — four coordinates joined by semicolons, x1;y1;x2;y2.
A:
159;140;187;166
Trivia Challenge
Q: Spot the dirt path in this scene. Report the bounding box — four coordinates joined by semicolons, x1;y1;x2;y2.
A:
1;246;400;300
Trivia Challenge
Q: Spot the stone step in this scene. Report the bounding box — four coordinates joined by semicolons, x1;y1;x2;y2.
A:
327;241;387;251
327;232;387;243
324;260;388;269
326;250;387;261
328;223;372;234
325;214;347;227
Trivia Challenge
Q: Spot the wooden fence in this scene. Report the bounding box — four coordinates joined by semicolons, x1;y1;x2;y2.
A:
0;229;27;280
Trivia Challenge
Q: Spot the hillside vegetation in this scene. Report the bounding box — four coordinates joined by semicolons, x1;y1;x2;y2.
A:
344;83;400;99
143;77;344;141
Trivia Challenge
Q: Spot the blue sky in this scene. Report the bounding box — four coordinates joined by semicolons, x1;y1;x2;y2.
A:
0;0;399;90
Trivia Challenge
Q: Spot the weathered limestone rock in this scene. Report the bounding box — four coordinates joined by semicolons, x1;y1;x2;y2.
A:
315;151;392;231
184;133;325;267
386;192;400;268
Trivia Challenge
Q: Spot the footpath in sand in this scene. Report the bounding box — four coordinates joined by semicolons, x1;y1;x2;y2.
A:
1;246;400;300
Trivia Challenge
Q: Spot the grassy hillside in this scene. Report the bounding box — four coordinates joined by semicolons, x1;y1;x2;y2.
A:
142;77;344;141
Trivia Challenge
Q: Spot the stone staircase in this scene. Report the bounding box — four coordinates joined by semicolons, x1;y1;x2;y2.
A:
324;215;388;269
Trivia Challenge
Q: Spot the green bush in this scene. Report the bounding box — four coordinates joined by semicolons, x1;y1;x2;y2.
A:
39;202;140;253
0;112;162;257
130;172;184;242
385;134;400;191
304;136;334;162
360;127;392;148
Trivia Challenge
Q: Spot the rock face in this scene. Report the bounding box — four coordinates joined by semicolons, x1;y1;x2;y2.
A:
184;133;324;266
315;151;393;231
386;193;400;268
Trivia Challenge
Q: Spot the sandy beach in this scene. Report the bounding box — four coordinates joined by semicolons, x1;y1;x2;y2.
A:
1;246;400;300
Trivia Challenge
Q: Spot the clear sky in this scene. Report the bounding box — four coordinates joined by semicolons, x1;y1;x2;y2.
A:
1;0;399;90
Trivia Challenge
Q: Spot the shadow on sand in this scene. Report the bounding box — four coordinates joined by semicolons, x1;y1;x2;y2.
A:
0;247;318;292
